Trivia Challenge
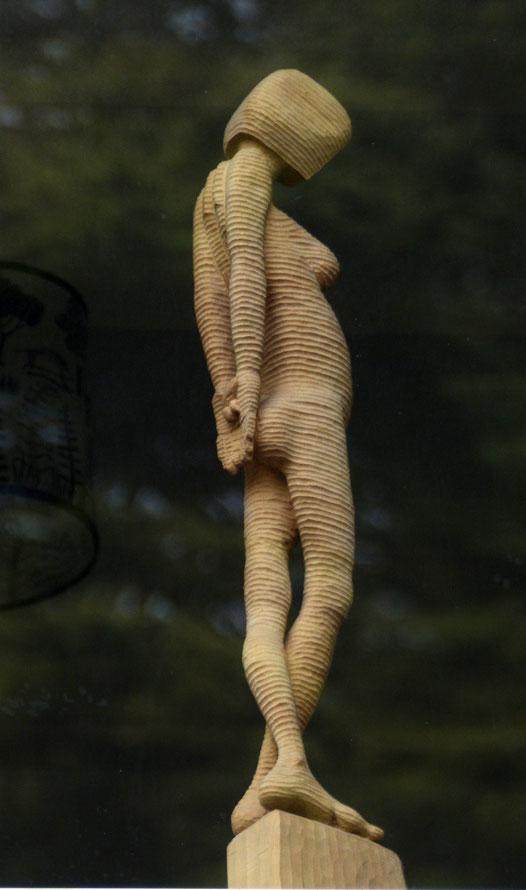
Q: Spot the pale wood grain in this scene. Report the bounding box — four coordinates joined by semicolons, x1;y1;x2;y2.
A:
193;70;383;842
224;69;352;184
227;810;406;889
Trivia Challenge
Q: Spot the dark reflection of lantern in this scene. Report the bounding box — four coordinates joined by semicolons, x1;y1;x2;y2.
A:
0;262;98;609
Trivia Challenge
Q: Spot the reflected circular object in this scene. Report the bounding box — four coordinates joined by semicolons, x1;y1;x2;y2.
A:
0;487;97;608
0;262;97;608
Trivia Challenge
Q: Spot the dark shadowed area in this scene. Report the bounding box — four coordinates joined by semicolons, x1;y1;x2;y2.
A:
0;1;525;886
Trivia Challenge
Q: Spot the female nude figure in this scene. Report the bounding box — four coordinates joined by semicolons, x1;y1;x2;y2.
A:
193;70;383;842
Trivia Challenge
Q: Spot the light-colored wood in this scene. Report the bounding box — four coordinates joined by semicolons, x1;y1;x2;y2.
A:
193;70;383;842
227;810;406;889
224;69;352;184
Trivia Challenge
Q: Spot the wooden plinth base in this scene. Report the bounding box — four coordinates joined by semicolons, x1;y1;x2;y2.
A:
227;810;406;889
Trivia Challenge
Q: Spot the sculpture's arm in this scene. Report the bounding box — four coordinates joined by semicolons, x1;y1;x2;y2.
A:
193;191;236;392
193;192;245;475
225;143;272;465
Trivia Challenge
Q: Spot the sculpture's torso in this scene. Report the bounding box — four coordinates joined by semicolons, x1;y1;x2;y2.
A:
195;161;352;420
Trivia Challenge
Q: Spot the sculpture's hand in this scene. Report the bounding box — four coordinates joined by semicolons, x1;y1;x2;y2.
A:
232;369;260;466
216;425;243;476
213;384;241;475
214;371;260;472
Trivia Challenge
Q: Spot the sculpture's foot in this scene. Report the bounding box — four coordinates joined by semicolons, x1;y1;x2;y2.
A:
258;759;384;842
231;786;268;835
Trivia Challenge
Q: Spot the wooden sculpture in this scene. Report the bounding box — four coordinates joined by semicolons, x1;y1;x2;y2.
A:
193;70;383;843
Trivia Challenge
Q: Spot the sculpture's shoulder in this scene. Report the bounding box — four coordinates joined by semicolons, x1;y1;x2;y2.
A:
200;161;228;205
193;161;231;280
194;160;227;213
195;161;229;235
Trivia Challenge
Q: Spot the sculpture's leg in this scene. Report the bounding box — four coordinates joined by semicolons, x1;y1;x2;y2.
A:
257;411;383;840
232;589;349;836
232;406;354;832
232;459;298;834
230;732;275;835
283;415;354;732
232;580;347;836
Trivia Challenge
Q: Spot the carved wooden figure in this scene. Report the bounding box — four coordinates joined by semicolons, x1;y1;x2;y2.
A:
193;70;383;842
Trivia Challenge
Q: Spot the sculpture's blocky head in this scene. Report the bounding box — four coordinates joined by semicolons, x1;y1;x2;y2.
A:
223;69;351;185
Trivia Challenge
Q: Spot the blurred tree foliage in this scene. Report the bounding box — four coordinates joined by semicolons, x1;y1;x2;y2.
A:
0;0;525;886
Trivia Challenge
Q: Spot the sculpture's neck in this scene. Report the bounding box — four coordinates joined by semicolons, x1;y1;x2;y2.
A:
233;137;287;183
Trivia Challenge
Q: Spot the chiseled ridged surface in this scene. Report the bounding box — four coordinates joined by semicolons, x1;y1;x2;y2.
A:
193;71;384;843
224;69;351;184
227;811;406;889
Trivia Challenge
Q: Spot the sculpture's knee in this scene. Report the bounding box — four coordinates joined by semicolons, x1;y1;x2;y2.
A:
245;525;296;552
303;554;354;622
299;596;351;638
242;620;284;678
244;541;292;625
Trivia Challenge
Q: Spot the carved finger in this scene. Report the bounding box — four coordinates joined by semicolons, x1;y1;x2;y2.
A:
224;398;241;422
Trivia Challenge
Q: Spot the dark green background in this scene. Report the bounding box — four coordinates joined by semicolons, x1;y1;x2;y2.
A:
0;1;525;886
